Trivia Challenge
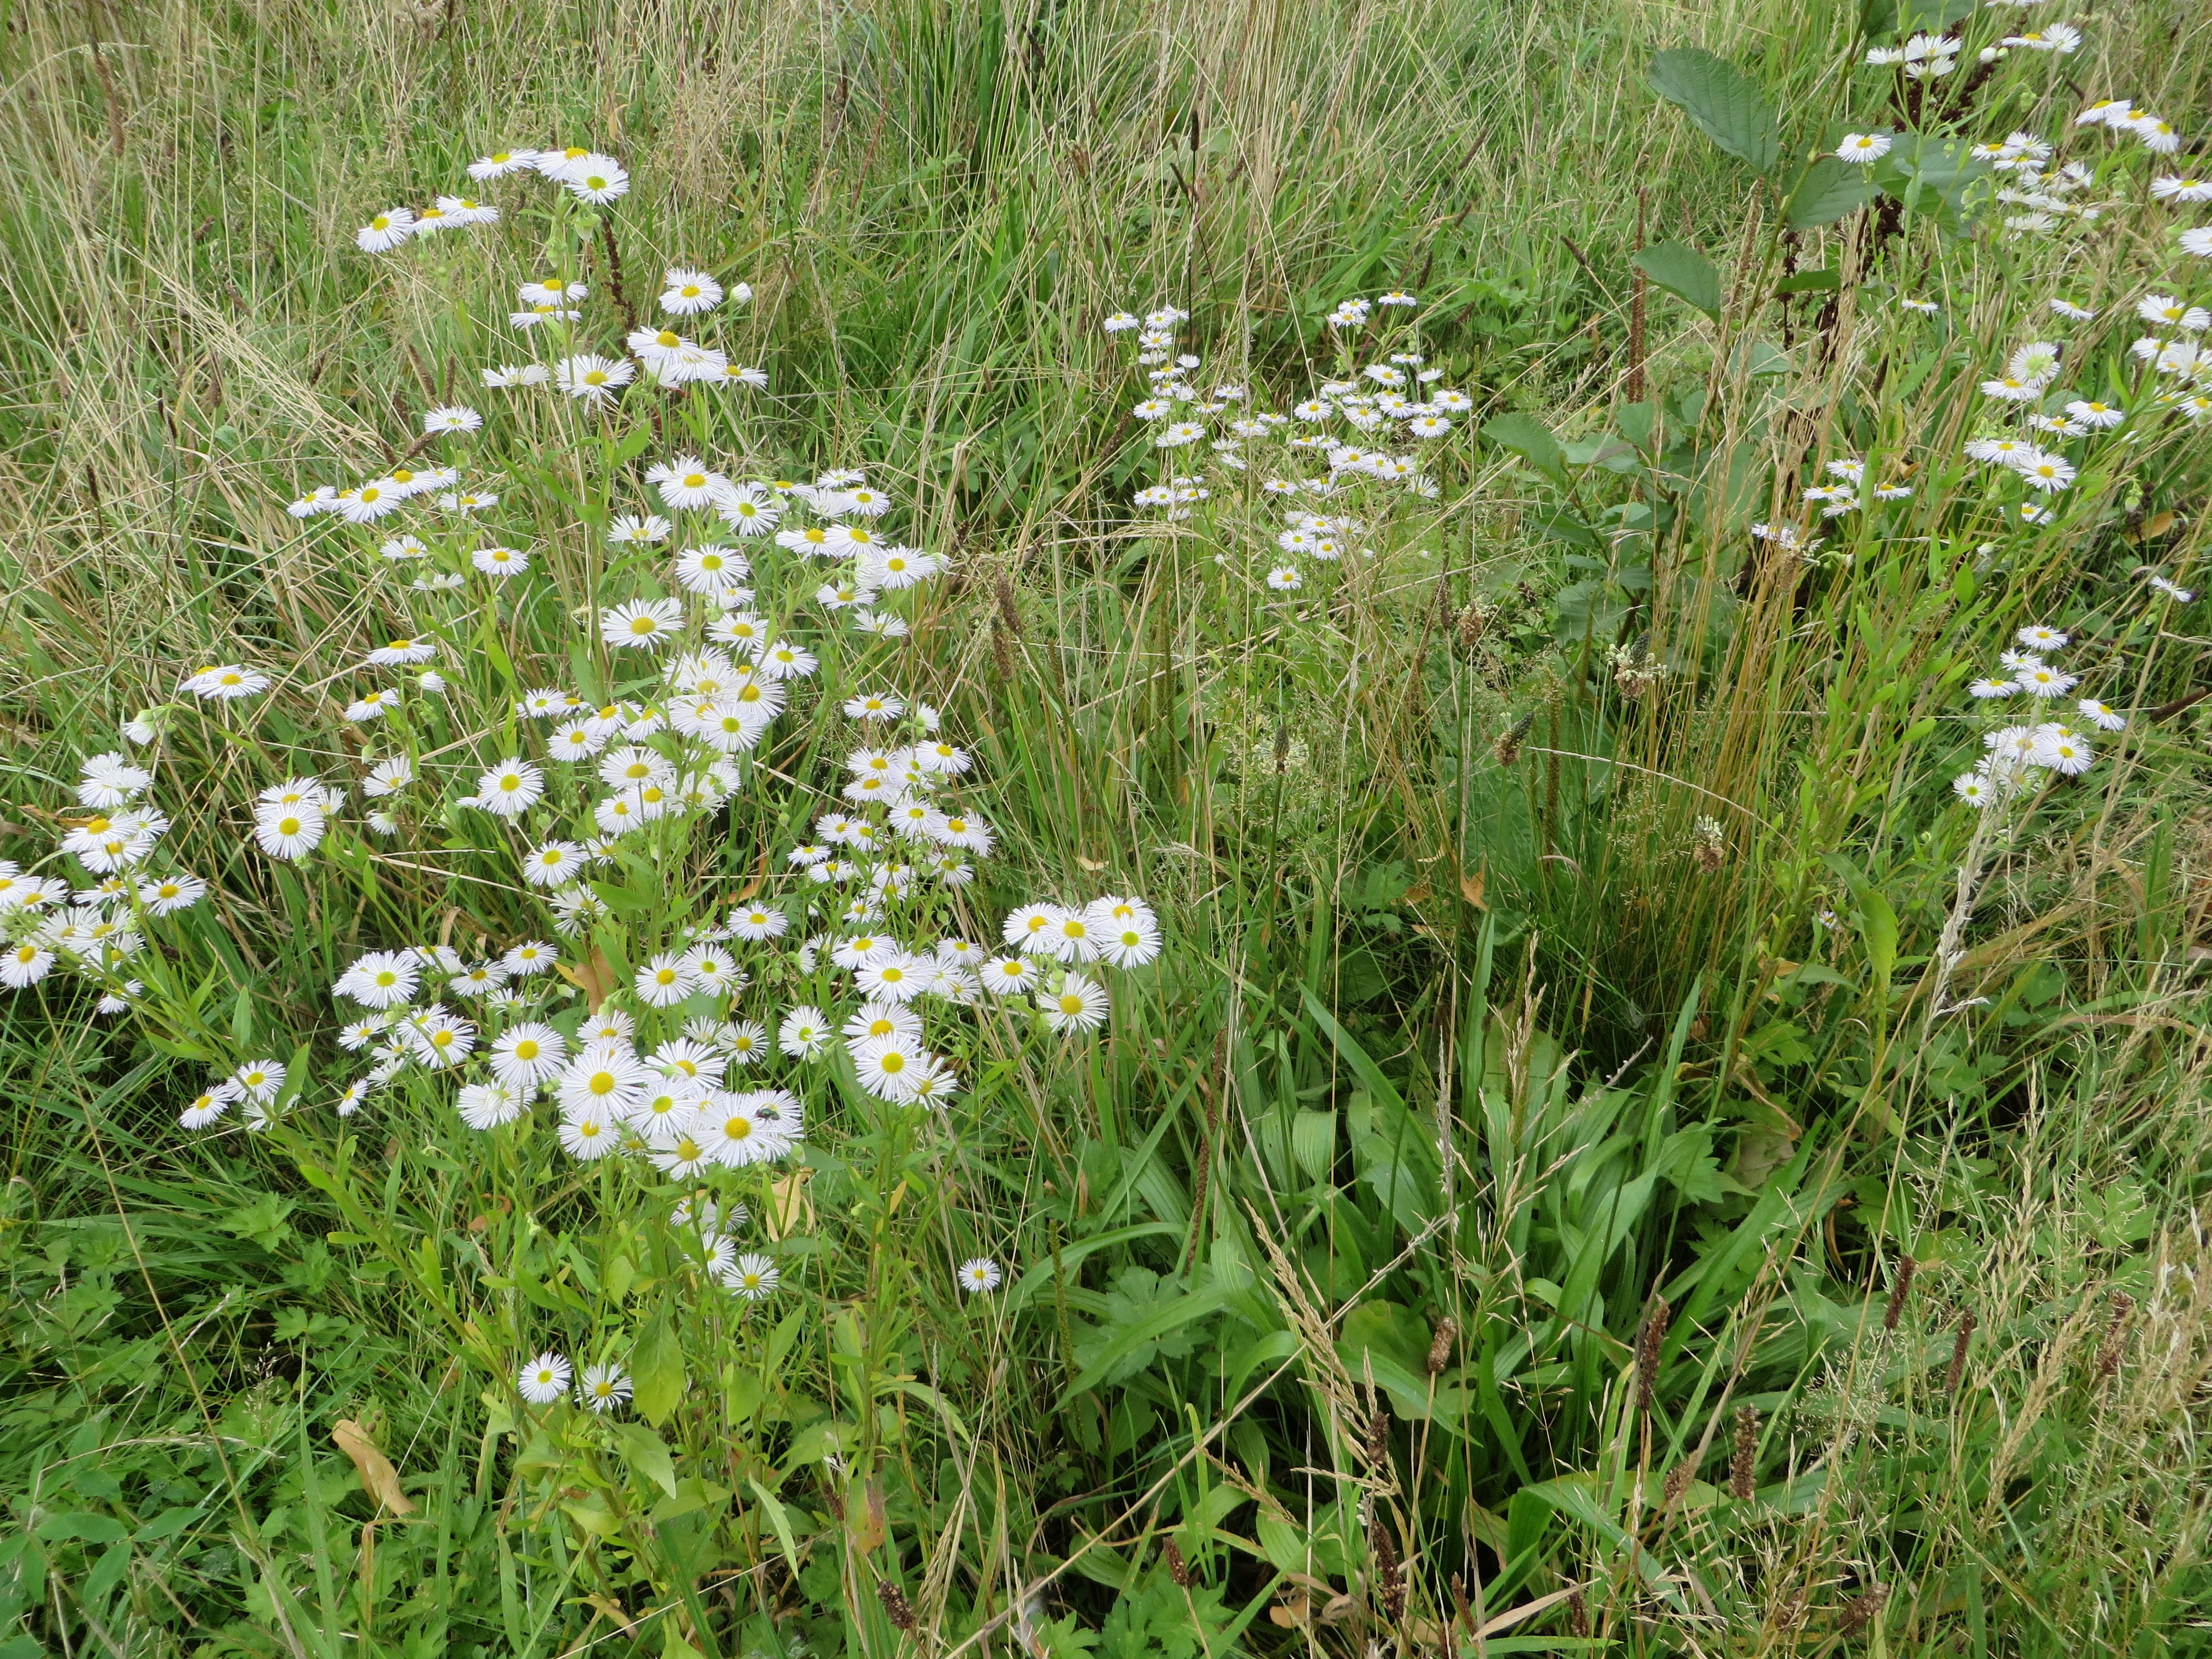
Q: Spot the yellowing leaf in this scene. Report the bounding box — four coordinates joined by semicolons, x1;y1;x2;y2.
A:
331;1419;414;1515
763;1167;814;1240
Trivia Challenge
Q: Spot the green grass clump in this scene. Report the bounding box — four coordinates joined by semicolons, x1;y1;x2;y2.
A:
4;1;2212;1655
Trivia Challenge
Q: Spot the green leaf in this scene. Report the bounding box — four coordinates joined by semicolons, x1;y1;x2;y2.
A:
1647;48;1781;174
630;1312;685;1426
606;1421;679;1499
1629;241;1721;317
745;1478;806;1579
1482;413;1566;483
1786;158;1879;229
1861;889;1899;995
1290;1109;1337;1180
1863;0;1975;36
1775;267;1842;295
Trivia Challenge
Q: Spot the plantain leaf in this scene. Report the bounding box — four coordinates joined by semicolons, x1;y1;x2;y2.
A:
1647;48;1781;174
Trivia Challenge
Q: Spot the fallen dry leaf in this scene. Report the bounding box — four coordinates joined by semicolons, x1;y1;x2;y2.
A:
332;1418;414;1515
556;945;616;1010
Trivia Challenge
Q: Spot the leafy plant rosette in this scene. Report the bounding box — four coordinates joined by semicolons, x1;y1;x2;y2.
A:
0;143;1163;1561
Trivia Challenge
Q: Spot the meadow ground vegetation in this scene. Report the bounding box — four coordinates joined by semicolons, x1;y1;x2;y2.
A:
3;0;2211;1653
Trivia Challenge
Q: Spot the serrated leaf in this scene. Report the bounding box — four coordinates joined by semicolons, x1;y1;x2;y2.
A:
1786;158;1880;229
1647;48;1781;174
1630;241;1721;317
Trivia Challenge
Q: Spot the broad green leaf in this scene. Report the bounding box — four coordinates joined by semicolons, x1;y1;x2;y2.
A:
1775;266;1842;295
1786;158;1879;229
630;1312;685;1425
1630;241;1721;317
1482;412;1566;482
1647;48;1781;173
606;1420;679;1499
1290;1109;1336;1179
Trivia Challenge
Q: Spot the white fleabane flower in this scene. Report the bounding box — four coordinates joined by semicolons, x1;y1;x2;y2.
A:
578;1364;632;1413
254;803;326;860
635;952;698;1007
555;152;630;204
1039;974;1110;1033
1837;132;1892;164
659;268;724;314
490;1023;568;1091
958;1258;1003;1294
727;1254;779;1300
555;354;634;404
601;598;685;649
474;760;544;817
355;208;415;253
518;1352;572;1405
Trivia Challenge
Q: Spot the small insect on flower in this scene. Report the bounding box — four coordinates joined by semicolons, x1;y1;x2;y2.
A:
518;1352;572;1405
958;1258;1003;1294
578;1364;633;1413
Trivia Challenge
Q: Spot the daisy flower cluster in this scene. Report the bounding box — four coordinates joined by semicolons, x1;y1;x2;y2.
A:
2;144;1165;1407
1952;625;2120;805
1105;295;1465;593
0;751;204;1006
352;145;633;255
1800;455;1915;519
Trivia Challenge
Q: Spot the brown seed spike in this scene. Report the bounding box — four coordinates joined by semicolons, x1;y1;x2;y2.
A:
1730;1405;1757;1501
1427;1317;1459;1375
1946;1308;1976;1395
876;1580;917;1632
1164;1537;1190;1588
1636;1297;1669;1412
1882;1255;1917;1331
